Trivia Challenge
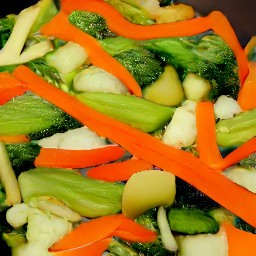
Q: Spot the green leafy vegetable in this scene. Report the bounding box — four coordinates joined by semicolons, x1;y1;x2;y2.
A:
5;143;41;176
18;167;124;218
0;92;82;140
142;33;240;100
216;108;256;147
76;92;175;133
0;15;16;49
68;10;112;39
101;36;164;87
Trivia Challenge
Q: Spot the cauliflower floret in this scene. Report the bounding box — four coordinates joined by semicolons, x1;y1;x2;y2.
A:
37;126;106;150
214;95;242;120
73;66;129;94
162;100;197;148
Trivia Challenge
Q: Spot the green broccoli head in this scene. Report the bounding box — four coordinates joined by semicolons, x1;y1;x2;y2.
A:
0;14;16;49
68;10;111;39
142;33;240;100
115;48;164;88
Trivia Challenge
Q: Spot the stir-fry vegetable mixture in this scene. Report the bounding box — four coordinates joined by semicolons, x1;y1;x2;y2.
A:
0;0;256;255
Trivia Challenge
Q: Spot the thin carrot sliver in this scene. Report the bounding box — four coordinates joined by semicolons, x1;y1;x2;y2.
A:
196;101;223;168
113;214;157;243
50;214;122;251
86;158;153;181
51;238;111;256
237;62;256;110
219;137;256;170
40;11;141;97
13;65;256;227
0;72;26;105
34;146;126;168
61;0;248;84
223;223;256;256
0;135;29;143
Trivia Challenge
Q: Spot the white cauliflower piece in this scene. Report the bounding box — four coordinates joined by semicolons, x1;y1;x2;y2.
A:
162;101;197;148
6;203;29;228
37;126;106;150
214;95;242;120
73;66;129;94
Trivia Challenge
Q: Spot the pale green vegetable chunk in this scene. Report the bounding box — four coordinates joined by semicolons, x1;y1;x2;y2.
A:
122;170;176;219
143;65;184;106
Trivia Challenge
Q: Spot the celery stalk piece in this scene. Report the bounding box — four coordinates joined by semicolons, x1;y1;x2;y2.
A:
18;168;124;218
0;142;21;206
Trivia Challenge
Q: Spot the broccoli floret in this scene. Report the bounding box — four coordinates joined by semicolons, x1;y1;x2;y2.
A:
174;178;220;212
0;92;82;140
68;10;112;39
131;209;175;255
0;14;16;49
25;57;62;88
100;36;164;87
5;143;41;176
142;33;240;100
115;48;164;88
239;153;256;169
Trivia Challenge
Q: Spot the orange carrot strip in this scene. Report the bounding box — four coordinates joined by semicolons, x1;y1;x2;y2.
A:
196;101;223;168
208;11;249;83
51;238;111;256
0;135;30;143
112;214;157;243
50;214;122;251
13;65;256;227
61;0;248;83
34;146;126;168
219;137;256;170
40;11;141;97
237;62;256;110
86;158;153;181
223;223;256;256
0;72;26;105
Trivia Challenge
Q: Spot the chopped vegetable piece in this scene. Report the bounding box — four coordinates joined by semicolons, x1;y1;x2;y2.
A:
237;62;256;110
216;108;256;147
76;92;175;133
18;168;124;218
223;223;256;256
34;145;126;168
122;170;176;219
0;72;26;105
50;214;123;251
196;101;223;168
40;10;142;96
0;135;29;143
86;158;152;181
0;142;21;206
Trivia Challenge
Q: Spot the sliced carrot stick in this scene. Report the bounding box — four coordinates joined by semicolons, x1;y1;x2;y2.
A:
112;214;157;243
219;137;256;170
40;11;141;97
50;214;123;251
196;101;223;168
51;238;112;256
0;72;26;105
34;145;126;168
13;65;256;227
223;223;256;256
86;158;153;181
60;0;248;83
0;135;30;143
237;62;256;110
208;11;249;84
